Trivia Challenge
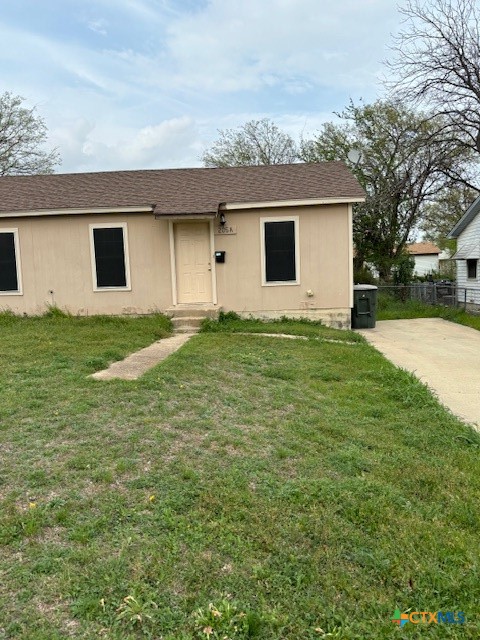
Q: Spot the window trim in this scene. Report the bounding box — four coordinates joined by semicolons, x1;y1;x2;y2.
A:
260;216;300;286
0;228;23;296
89;222;131;291
467;259;477;280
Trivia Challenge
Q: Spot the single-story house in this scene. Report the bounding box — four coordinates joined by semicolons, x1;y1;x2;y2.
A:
406;242;441;277
0;162;364;328
449;194;480;308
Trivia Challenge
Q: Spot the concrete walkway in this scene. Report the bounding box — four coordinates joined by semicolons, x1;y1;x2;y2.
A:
357;318;480;430
90;333;195;381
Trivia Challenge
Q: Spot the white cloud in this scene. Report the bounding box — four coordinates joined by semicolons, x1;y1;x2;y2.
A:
164;0;399;94
87;19;108;36
0;23;134;97
51;116;203;172
49;118;96;172
117;116;202;166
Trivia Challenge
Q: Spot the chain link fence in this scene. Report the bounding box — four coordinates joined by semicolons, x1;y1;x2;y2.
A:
377;283;480;311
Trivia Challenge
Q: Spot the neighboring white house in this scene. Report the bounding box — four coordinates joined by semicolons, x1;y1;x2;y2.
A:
406;242;441;277
449;196;480;308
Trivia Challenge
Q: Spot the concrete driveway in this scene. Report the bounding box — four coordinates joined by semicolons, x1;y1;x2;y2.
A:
357;318;480;430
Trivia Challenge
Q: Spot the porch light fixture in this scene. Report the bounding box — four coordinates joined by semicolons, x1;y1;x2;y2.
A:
219;213;226;226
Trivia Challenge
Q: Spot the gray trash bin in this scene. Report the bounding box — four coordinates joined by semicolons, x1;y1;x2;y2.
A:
351;284;378;329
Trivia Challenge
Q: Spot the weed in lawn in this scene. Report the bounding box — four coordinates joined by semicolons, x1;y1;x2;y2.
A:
115;594;159;633
192;597;267;639
43;305;72;319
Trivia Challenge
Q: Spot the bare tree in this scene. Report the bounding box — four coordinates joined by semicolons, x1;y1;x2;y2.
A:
0;92;60;175
386;0;480;156
202;118;298;167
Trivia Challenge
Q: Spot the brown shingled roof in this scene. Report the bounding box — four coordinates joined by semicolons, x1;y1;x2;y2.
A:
407;242;441;255
0;162;364;215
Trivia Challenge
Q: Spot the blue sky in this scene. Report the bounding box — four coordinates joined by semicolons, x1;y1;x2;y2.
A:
1;0;400;173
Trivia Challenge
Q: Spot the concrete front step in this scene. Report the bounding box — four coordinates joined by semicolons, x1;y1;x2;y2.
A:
165;305;220;319
167;305;221;333
174;325;204;334
171;316;205;329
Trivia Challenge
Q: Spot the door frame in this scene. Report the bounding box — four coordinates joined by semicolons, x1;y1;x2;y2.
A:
169;218;217;306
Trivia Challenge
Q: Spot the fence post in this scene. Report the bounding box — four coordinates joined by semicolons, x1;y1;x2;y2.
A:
432;283;437;305
464;288;467;310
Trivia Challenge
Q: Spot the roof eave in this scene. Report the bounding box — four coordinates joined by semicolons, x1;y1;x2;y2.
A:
220;196;365;211
0;205;155;219
448;195;480;238
154;212;216;220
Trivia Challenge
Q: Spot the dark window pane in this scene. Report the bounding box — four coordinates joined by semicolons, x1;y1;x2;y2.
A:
93;227;127;287
467;259;477;279
265;221;296;282
0;232;19;292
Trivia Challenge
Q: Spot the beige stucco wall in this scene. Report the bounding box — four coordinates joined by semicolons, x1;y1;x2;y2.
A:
0;203;352;325
213;204;351;320
0;213;172;315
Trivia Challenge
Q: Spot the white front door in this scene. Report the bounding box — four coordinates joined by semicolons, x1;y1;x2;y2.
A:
174;222;213;304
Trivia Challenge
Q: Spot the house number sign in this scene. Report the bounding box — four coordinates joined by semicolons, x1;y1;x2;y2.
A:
214;225;237;235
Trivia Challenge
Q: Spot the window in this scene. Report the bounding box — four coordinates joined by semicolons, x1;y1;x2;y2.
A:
467;259;477;279
261;217;299;285
90;223;130;290
0;229;22;294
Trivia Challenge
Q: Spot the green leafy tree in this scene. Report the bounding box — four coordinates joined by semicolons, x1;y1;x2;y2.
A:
300;99;472;280
202;118;298;167
418;185;476;283
420;185;478;251
0;92;60;175
392;251;415;285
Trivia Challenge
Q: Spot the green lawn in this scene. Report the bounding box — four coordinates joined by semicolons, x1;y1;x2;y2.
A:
377;293;480;331
0;313;479;639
